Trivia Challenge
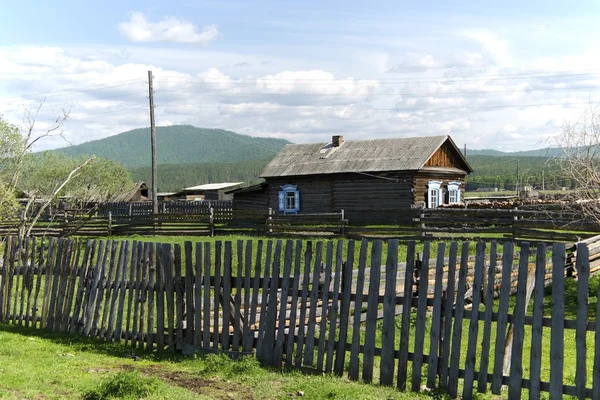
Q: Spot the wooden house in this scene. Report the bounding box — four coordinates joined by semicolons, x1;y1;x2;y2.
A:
250;135;472;222
108;181;149;203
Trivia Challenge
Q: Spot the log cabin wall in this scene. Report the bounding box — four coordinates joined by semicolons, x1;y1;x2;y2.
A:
414;170;467;207
265;172;416;223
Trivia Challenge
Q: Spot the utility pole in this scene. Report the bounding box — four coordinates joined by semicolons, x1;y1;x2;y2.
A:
148;70;158;214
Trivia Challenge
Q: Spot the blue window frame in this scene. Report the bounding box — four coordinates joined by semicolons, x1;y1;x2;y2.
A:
278;184;300;214
447;181;462;204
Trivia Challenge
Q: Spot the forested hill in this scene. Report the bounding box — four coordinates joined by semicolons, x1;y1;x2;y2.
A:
50;125;290;168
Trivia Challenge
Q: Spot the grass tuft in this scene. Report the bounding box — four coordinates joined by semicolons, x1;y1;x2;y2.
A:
82;371;159;400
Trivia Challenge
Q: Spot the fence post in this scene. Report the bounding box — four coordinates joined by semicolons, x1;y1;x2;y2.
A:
340;209;345;236
420;210;425;239
512;207;518;240
108;211;112;236
209;208;215;237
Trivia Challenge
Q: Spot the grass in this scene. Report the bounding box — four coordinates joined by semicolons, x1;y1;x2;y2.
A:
0;323;432;399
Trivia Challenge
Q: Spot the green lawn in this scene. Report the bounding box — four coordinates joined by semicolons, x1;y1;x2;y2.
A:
0;323;431;400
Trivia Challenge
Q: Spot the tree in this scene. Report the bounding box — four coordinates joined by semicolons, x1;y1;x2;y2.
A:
0;104;133;238
551;105;600;224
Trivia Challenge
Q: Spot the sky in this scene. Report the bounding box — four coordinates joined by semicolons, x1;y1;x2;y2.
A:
1;0;599;152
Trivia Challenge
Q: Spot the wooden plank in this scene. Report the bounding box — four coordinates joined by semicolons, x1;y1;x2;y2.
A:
62;239;81;332
56;239;74;331
184;241;194;347
317;241;334;372
491;241;515;395
138;242;150;350
130;241;142;347
304;241;323;367
193;242;202;348
46;238;64;330
155;243;165;353
0;236;11;322
334;240;354;376
92;240;111;338
114;241;130;343
380;239;399;386
202;242;211;349
262;240;282;366
426;242;446;389
174;244;184;351
32;237;45;328
274;240;293;367
18;238;30;326
593;262;600;399
349;239;368;381
146;243;156;351
213;241;222;350
412;241;431;391
397;240;416;390
163;243;175;352
294;241;312;368
84;240;105;337
232;240;243;352
529;243;546;400
478;240;497;393
285;240;302;364
25;237;36;328
256;241;272;359
242;240;254;353
575;242;589;400
463;241;486;399
549;242;566;400
326;240;343;373
447;242;470;398
124;241;138;346
11;237;23;325
222;242;233;351
362;239;382;384
100;241;118;339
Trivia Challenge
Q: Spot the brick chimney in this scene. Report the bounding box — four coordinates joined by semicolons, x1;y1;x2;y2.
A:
332;135;344;147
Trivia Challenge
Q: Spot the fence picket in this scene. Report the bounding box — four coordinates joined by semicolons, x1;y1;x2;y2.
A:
174;244;184;351
348;240;368;380
40;237;57;329
529;243;546;400
242;240;254;353
25;237;37;328
363;240;382;384
427;242;446;389
412;241;431;391
105;240;122;340
100;241;118;339
156;243;166;352
274;240;293;366
463;241;486;399
114;241;129;342
232;240;243;352
62;239;81;332
18;238;30;326
11;237;23;324
380;239;399;386
575;242;589;400
491;241;515;394
326;240;343;373
193;242;202;348
285;240;302;364
397;240;416;390
317;241;334;372
256;241;272;359
163;243;175;352
138;242;150;350
131;242;143;347
549;242;566;400
0;236;10;322
222;242;232;351
124;241;138;346
184;242;194;347
213;241;222;350
146;243;156;351
594;263;600;398
84;240;104;337
202;242;211;348
334;240;354;376
46;239;64;330
508;242;530;399
294;242;312;368
32;237;46;328
447;242;470;398
262;240;282;366
304;241;322;367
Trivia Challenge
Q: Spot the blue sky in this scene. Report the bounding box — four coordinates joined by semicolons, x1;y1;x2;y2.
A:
1;0;599;151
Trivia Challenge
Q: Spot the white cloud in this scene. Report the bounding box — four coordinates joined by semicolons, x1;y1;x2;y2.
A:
119;12;220;44
462;30;512;67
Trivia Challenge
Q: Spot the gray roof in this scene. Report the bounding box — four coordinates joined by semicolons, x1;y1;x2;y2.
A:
260;135;471;178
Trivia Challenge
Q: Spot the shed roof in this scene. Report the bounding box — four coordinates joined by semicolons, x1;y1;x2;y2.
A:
109;182;149;203
183;182;244;191
260;135;472;178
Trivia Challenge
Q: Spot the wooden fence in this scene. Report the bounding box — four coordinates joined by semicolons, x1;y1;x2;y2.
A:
0;236;598;398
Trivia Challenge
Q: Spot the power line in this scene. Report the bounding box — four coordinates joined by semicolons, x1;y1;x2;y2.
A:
0;79;146;100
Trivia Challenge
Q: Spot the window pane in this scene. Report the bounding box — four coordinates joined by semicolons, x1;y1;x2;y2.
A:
286;191;295;210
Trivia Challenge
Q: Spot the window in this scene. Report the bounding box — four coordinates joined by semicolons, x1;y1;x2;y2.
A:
278;184;300;214
447;181;461;204
427;181;443;208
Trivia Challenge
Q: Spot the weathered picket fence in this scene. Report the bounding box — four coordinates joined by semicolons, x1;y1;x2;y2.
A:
0;236;596;399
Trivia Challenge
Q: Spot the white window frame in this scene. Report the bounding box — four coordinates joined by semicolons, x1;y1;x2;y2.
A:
447;181;462;204
427;181;443;208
